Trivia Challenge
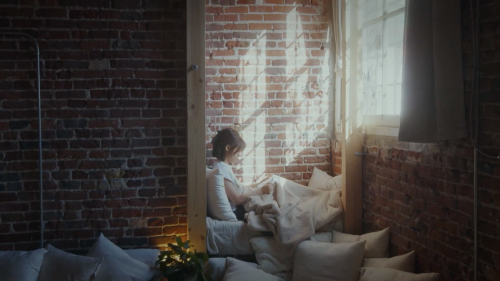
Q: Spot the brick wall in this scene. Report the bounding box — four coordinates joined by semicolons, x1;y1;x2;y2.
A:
0;0;187;252
362;0;500;280
205;0;335;185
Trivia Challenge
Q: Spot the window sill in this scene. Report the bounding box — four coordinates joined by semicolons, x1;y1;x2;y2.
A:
363;125;399;137
362;115;400;137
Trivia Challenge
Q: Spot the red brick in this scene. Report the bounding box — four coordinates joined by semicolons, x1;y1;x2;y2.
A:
128;198;147;207
239;14;262;21
149;236;179;246
163;225;187;235
148;198;177;208
224;6;248;13
143;208;172;217
285;165;308;173
112;209;143;218
224;24;248;30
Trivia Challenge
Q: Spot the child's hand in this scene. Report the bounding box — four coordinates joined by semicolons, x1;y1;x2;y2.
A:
257;174;272;184
261;184;272;195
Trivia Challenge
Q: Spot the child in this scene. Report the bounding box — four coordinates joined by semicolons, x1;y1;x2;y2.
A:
211;128;272;220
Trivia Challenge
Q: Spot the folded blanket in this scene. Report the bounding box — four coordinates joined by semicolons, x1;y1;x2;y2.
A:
244;176;343;256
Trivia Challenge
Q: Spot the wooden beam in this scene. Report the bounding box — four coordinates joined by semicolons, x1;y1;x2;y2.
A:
187;0;206;252
341;0;363;235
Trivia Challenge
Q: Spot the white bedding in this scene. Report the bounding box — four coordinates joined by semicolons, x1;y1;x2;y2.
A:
244;176;343;255
206;217;262;256
206;175;344;258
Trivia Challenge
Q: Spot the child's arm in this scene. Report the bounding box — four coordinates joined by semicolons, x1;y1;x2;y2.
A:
224;179;271;206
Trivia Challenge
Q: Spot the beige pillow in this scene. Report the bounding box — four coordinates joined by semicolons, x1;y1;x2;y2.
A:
223;257;284;281
292;240;365;281
363;251;415;272
308;167;342;191
250;236;293;274
38;245;102;281
359;267;440;281
309;232;333;243
206;257;259;281
87;234;159;281
0;248;47;281
332;228;389;258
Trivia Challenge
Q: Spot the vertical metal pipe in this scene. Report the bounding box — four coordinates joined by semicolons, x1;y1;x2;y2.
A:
0;32;43;248
473;1;480;280
35;39;43;249
474;149;478;281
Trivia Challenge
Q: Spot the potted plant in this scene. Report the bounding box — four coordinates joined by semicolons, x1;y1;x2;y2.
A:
153;237;212;281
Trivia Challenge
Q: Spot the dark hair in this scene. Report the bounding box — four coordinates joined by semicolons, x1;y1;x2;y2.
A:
211;128;246;161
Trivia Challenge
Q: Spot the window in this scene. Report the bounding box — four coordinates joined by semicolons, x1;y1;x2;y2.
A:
352;0;406;135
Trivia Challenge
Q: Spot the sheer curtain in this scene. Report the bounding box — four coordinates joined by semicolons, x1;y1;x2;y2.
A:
398;0;466;143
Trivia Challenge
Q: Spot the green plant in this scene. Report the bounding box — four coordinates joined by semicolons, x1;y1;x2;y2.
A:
155;237;212;281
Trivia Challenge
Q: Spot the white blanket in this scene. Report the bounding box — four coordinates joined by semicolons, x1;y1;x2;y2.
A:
244;176;343;256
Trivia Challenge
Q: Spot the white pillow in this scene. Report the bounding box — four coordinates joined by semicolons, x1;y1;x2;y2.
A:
359;267;440;281
292;240;366;281
0;248;47;281
38;245;102;281
309;232;333;243
250;236;293;274
308;167;342;191
363;251;415;272
207;168;237;221
206;257;258;281
223;257;284;281
124;248;160;267
332;228;389;258
87;234;159;281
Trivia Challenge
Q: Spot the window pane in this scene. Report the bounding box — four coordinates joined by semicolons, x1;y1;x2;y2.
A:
383;13;404;115
362;22;384;116
385;0;405;14
359;0;384;24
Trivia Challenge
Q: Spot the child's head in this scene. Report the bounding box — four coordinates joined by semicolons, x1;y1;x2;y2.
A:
211;128;246;164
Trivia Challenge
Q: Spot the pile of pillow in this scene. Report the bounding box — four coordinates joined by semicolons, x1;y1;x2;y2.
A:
0;234;161;281
207;168;440;280
246;228;440;281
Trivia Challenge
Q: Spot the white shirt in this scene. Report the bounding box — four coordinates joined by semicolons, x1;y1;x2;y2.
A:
212;161;245;211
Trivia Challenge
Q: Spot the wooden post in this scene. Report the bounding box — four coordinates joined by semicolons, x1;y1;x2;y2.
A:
341;0;363;235
187;0;206;252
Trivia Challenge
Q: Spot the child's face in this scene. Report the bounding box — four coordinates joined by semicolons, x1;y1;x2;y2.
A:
226;147;242;165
